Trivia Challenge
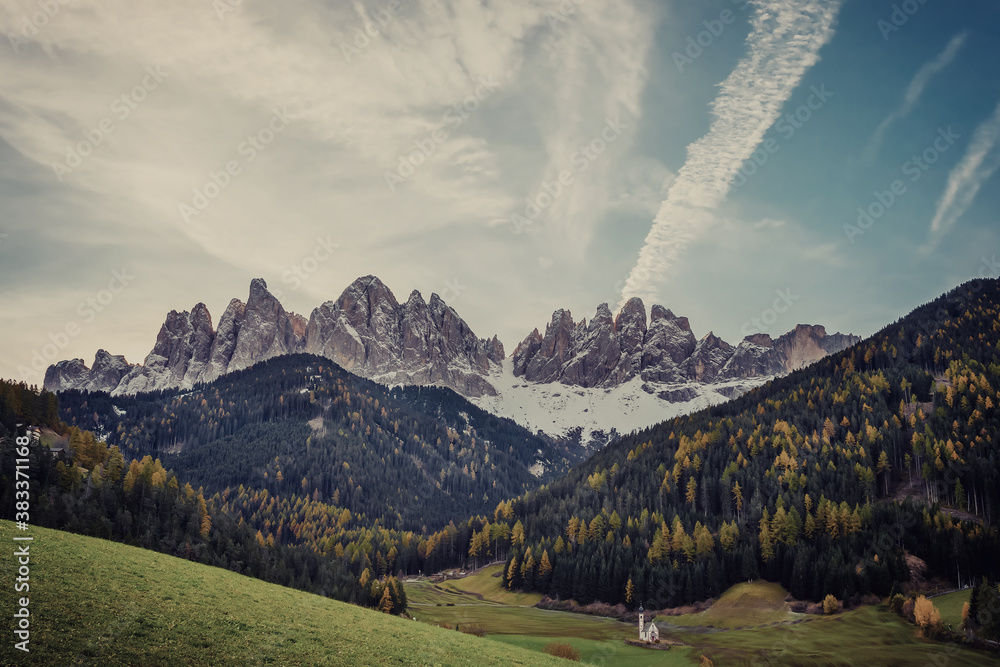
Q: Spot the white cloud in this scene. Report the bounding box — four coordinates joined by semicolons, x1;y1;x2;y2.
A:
862;31;967;162
922;99;1000;251
619;0;843;307
0;0;656;380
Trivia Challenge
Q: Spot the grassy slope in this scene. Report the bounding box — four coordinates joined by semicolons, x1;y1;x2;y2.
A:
663;581;799;630
408;565;543;607
0;522;569;667
932;589;972;630
683;606;986;667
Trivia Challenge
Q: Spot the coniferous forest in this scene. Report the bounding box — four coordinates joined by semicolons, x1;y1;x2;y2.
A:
494;278;1000;611
55;356;585;530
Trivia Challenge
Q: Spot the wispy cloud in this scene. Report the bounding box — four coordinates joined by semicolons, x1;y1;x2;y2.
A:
922;100;1000;252
620;0;843;306
862;32;967;162
0;0;655;378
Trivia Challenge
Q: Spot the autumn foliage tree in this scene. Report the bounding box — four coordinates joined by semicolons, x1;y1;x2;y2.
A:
913;596;942;636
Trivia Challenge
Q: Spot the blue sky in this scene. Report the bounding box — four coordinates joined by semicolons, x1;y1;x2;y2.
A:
1;0;998;384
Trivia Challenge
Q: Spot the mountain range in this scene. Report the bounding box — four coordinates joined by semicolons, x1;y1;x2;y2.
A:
44;276;859;436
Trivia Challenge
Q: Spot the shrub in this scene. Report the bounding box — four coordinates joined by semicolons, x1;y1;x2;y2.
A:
822;594;839;615
900;597;916;623
889;593;907;615
543;642;580;661
913;596;942;636
459;623;486;637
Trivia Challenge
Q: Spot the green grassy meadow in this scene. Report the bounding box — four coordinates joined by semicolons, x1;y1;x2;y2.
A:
663;581;800;629
0;521;568;666
405;567;993;666
932;589;972;630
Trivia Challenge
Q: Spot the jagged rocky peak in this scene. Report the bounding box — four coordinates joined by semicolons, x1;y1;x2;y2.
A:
43;358;90;392
771;324;861;372
204;298;246;383
44;277;309;396
46;275;506;398
42;275;859;405
716;325;861;381
517;309;576;383
227;278;303;372
743;333;774;348
114;304;217;395
516;299;698;387
87;350;134;391
43;350;135;393
561;303;629;388
511;328;543;377
615;297;647;356
304;275;504;396
513;298;858;392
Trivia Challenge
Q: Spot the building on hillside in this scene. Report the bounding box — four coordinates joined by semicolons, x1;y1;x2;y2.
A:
638;604;660;642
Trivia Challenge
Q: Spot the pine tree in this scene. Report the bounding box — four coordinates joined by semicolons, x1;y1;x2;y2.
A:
732;482;743;522
686;477;698;507
954;479;967;510
378;585;394;614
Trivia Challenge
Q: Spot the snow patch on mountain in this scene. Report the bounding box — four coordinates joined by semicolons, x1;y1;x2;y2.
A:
472;359;770;441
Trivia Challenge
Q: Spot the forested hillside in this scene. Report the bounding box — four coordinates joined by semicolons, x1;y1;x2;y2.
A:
56;354;582;530
490;278;1000;609
0;381;408;614
1;377;517;612
0;367;562;618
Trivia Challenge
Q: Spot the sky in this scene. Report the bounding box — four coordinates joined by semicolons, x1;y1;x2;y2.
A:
1;0;999;385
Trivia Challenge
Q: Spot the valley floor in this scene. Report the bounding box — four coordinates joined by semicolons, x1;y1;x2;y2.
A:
405;566;995;666
1;520;993;666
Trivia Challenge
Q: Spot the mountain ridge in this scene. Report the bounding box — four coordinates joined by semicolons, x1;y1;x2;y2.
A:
44;276;859;436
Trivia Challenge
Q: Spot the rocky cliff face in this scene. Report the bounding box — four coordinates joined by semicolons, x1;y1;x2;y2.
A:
718;325;861;380
227;278;302;373
44;277;857;405
45;276;504;398
304;276;504;396
110;280;306;395
512;299;859;392
43;350;135;393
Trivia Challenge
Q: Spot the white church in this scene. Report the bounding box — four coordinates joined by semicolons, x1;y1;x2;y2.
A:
637;603;661;642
